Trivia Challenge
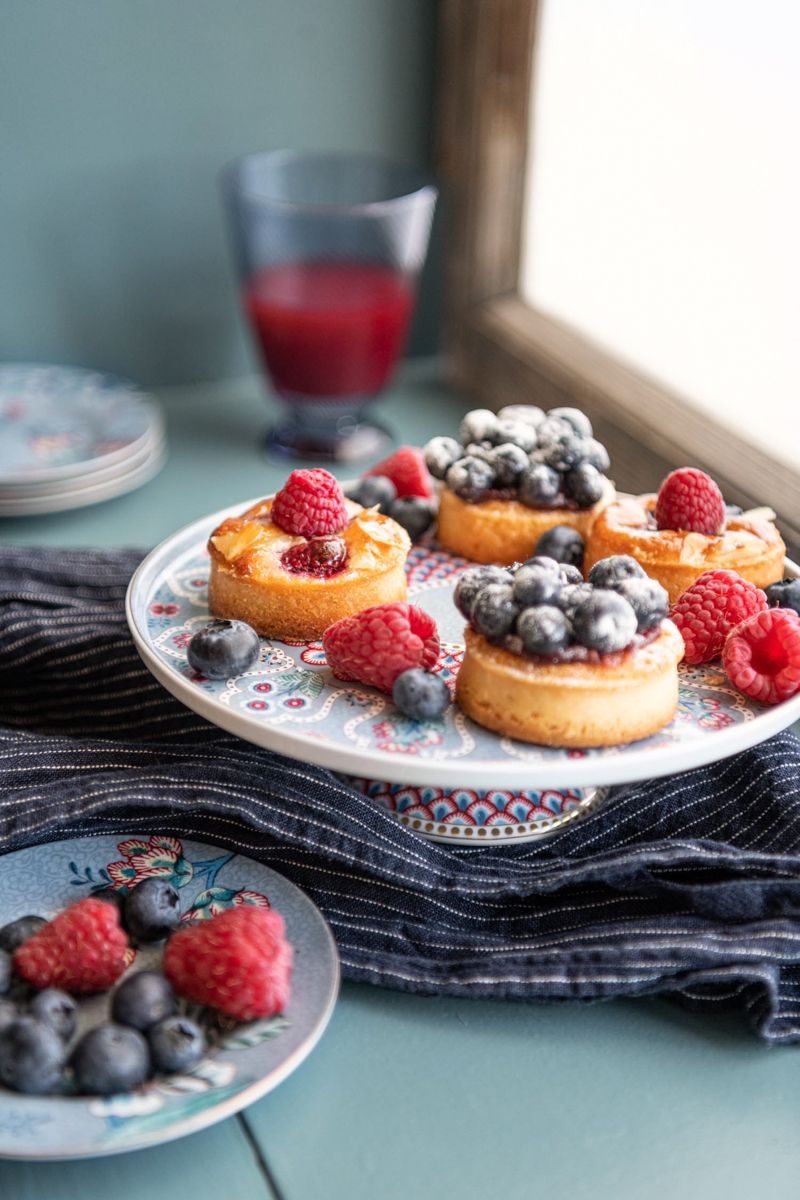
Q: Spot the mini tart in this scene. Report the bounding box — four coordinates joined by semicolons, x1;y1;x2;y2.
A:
207;498;411;641
584;494;785;604
455;622;683;748
436;477;615;565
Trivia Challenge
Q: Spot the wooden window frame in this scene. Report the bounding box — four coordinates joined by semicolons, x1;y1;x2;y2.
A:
436;0;799;554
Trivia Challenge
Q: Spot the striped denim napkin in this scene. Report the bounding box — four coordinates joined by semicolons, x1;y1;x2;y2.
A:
2;545;800;1041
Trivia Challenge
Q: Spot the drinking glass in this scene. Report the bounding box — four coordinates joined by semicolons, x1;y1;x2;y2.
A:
222;150;437;462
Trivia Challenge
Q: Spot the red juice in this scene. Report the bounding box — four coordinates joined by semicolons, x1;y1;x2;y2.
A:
244;260;415;400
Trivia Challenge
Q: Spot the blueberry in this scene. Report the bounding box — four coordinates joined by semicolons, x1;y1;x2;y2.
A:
0;1017;65;1094
557;583;593;616
583;438;610;473
519;463;561;508
0;950;10;995
0;999;17;1035
497;404;545;428
424;435;462;481
445;455;495;501
489;443;530;486
559;564;584;585
454;566;512;618
540;433;589;473
389;496;436;541
512;564;561;608
345;474;397;514
491;419;538;454
459;409;500;445
535;415;574;447
148;1016;206;1075
588;555;646;589
462;442;495;464
71;1024;150;1095
29;990;76;1042
0;915;46;954
615;577;669;630
112;971;177;1032
471;583;519;640
564;462;605;507
520;554;562;576
123;878;181;943
533;526;585;570
517;605;572;656
392;668;451;721
765;579;800;617
548;407;593;437
573;590;638;653
187;619;260;679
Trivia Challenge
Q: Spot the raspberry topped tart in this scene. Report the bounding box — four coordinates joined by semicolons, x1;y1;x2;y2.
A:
207;468;411;641
585;467;785;604
424;405;615;565
453;553;683;747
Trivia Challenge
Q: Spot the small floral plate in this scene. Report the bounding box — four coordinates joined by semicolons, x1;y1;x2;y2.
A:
0;364;164;486
126;499;800;796
0;834;339;1160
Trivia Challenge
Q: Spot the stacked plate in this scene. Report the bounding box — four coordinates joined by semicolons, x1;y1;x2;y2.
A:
0;363;166;516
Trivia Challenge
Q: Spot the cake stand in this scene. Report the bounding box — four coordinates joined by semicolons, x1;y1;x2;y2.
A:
127;500;800;844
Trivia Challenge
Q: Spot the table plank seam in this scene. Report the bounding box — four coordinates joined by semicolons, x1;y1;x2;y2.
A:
237;1113;287;1200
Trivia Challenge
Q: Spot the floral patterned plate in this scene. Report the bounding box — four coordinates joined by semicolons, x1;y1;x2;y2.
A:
0;834;339;1160
0;364;164;486
126;499;800;795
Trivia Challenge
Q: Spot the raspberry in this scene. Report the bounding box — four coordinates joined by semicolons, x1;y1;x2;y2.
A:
281;536;348;577
271;469;348;537
13;898;129;994
365;446;434;499
654;468;726;535
723;608;800;705
323;603;440;693
670;570;767;664
163;907;292;1022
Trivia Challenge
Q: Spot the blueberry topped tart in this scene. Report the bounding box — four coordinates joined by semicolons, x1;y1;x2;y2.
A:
424;405;615;565
453;553;683;747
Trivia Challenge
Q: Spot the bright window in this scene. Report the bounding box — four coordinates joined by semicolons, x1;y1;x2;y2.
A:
522;0;800;473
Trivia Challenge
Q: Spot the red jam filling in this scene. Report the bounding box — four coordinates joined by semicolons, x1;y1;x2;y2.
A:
499;625;662;666
281;536;348;577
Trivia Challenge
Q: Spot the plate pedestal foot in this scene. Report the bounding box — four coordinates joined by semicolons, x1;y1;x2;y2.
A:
346;780;610;845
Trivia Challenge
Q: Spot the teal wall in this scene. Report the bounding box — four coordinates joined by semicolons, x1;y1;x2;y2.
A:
0;0;438;387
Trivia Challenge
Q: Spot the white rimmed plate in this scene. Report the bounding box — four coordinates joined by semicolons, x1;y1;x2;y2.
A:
125;498;800;792
0;363;164;487
0;439;166;516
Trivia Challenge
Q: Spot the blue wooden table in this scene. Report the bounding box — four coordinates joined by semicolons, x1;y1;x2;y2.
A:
2;366;800;1200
